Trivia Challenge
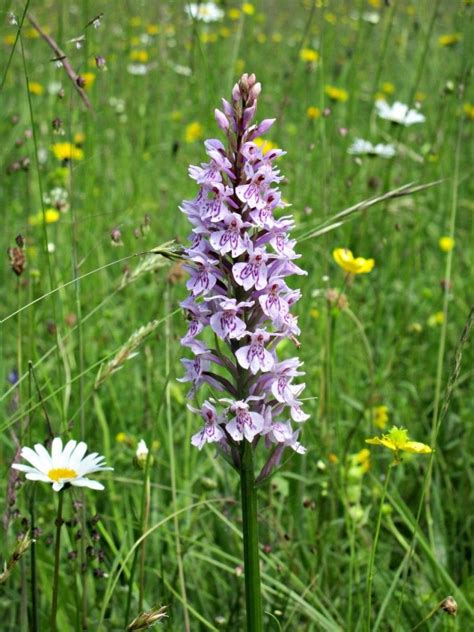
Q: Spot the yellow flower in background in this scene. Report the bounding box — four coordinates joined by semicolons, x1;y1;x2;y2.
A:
366;426;432;463
28;82;44;96
369;0;381;7
228;8;241;19
3;34;16;45
185;122;204;143
201;32;218;44
170;110;183;122
256;32;266;44
438;33;462;47
28;209;61;226
463;103;474;120
147;24;160;35
130;50;149;63
439;236;455;252
428;311;444;327
310;307;320;319
81;72;96;89
52;143;84;161
415;91;426;102
74;131;86;146
242;2;255;15
25;27;40;39
130;36;141;47
371;405;389;430
219;26;231;38
352;448;371;473
408;322;423;334
381;82;395;95
130;16;142;27
324;12;337;25
325;85;349;102
333;248;374;274
300;48;319;63
328;453;339;464
116;432;133;446
254;138;277;154
307;106;321;120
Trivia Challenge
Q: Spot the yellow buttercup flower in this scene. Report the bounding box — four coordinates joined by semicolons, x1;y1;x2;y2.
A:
51;143;84;161
3;34;16;45
371;405;389;429
351;448;371;474
428;311;444;327
130;50;149;63
300;48;319;63
228;8;241;20
28;209;61;226
28;81;44;96
438;33;462;47
74;131;86;146
147;24;160;35
254;138;277;154
333;248;374;274
381;82;395;95
81;72;96;89
185;122;204;143
463;103;474;120
307;106;321;120
242;3;255;15
366;426;432;463
324;85;349;102
439;236;455;252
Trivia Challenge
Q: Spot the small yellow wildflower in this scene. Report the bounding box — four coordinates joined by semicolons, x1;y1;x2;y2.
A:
368;0;381;7
28;209;61;227
310;307;320;319
219;26;231;38
324;12;337;25
81;72;96;89
439;236;455;253
25;27;40;39
254;138;277;154
51;143;84;161
28;82;44;96
333;248;374;274
438;33;462;47
324;85;349;102
74;132;86;146
130;16;142;27
3;34;16;46
371;405;389;430
147;24;160;35
116;432;134;446
408;322;423;334
328;453;339;464
428;311;444;327
130;36;141;47
463;103;474;120
381;82;395;95
228;8;241;20
366;426;432;463
185;122;204;143
170;110;183;122
130;50;149;63
201;32;218;44
300;48;319;63
242;3;255;15
307;106;321;120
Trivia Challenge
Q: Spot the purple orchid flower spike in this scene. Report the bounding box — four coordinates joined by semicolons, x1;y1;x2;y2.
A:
180;72;309;481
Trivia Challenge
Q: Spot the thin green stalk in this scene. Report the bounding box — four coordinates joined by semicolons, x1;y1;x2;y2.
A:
165;286;191;631
366;463;393;632
51;491;64;632
240;440;263;632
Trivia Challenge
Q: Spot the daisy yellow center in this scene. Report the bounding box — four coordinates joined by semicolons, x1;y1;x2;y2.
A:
48;467;78;482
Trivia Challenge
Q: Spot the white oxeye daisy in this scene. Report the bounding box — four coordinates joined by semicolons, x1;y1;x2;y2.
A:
12;438;113;492
375;100;425;126
348;138;396;158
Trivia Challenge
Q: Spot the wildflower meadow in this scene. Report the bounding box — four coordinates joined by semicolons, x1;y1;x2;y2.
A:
1;1;473;631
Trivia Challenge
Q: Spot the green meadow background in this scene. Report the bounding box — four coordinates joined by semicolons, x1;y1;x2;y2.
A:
1;0;473;630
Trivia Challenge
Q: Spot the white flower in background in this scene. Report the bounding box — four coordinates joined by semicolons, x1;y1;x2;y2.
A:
136;439;149;461
12;438;113;492
127;63;149;76
185;2;224;23
348;138;396;158
375;100;425;126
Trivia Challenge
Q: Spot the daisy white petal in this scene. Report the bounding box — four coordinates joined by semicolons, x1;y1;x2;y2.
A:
51;437;63;461
71;478;105;490
69;441;88;465
26;473;51;482
21;446;49;472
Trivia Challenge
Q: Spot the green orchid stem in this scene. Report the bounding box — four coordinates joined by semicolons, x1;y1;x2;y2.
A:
51;491;64;632
366;463;393;632
240;440;263;632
